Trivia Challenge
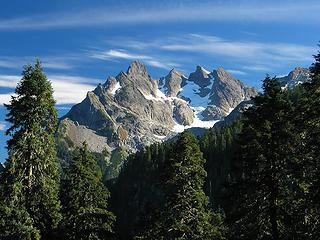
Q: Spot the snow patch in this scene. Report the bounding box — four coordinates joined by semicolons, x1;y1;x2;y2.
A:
189;106;218;129
143;89;188;104
111;82;121;95
228;107;234;114
179;78;214;107
156;89;168;99
153;134;167;140
171;106;219;133
144;93;164;102
201;67;211;75
172;119;185;133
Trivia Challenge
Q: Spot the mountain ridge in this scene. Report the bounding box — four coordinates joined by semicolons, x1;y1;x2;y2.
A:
57;61;308;155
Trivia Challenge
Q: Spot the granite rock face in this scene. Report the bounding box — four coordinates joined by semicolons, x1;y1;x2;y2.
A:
173;99;194;125
162;68;187;97
209;67;258;116
58;61;259;153
201;106;224;121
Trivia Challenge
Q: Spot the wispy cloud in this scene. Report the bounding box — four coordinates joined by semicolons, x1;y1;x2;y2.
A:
226;69;247;76
0;93;13;106
0;56;75;70
0;75;20;88
95;34;316;74
0;122;6;131
0;1;319;30
0;74;98;105
90;49;180;70
161;34;315;64
242;65;271;72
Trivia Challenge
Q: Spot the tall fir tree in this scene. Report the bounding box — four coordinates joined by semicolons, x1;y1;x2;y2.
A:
60;143;115;240
226;76;304;239
295;48;320;238
136;131;225;240
0;60;61;239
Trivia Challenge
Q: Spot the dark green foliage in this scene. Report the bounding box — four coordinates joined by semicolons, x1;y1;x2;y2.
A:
293;49;320;238
200;120;243;208
103;147;126;181
225;76;307;239
136;131;225;240
60;143;115;240
110;124;240;240
0;61;61;239
110;143;169;240
0;182;40;240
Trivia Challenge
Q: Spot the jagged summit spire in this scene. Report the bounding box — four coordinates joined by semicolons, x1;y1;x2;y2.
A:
188;65;211;87
126;60;148;77
288;67;309;79
212;67;237;85
196;66;211;74
168;68;183;77
169;68;178;73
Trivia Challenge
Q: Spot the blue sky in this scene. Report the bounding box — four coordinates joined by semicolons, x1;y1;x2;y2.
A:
0;0;319;161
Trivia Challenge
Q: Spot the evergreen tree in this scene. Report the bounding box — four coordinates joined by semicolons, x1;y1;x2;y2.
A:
295;48;320;238
136;131;225;240
110;143;170;240
226;76;303;239
60;143;115;240
200;120;243;208
0;60;61;239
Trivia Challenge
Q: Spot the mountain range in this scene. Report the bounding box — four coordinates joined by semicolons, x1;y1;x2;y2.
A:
57;61;310;155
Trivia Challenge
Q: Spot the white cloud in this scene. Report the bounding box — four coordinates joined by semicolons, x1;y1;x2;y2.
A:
93;50;151;60
91;49;179;70
242;65;271;72
0;74;97;105
0;56;78;70
50;79;95;104
162;34;314;61
0;122;6;131
0;93;14;105
98;34;315;73
160;34;315;70
226;69;247;76
0;1;319;30
0;75;20;88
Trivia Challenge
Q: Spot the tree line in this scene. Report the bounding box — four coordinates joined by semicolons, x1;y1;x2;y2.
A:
0;48;320;239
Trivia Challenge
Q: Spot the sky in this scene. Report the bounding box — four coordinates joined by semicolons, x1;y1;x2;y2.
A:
0;0;319;161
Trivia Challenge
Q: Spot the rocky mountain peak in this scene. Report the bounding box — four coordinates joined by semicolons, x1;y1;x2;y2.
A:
164;68;186;97
213;67;233;82
188;66;211;88
116;61;157;97
288;67;310;80
189;66;210;78
277;67;310;88
58;62;260;156
126;60;148;78
168;68;182;77
209;67;258;115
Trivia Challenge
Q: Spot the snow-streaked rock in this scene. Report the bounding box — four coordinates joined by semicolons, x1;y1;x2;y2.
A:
58;61;258;154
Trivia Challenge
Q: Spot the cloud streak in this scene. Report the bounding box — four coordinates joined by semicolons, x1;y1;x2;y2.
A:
0;74;98;105
91;49;180;70
161;34;315;64
0;122;6;131
94;34;316;74
0;1;319;30
0;56;75;70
